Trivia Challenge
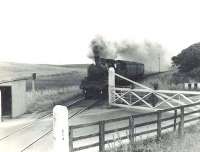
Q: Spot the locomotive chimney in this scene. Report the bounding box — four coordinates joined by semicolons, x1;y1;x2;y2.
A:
93;45;101;66
94;55;100;66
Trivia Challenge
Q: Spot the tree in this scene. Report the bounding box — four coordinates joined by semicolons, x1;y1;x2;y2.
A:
172;43;200;72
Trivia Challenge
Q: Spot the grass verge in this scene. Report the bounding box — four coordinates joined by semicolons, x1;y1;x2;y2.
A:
107;122;200;152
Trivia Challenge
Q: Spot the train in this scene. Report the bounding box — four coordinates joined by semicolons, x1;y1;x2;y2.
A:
80;54;144;98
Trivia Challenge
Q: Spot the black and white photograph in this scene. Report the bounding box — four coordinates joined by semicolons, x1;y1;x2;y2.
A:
1;0;200;152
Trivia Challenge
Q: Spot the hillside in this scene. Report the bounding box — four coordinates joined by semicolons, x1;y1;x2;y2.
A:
0;62;88;81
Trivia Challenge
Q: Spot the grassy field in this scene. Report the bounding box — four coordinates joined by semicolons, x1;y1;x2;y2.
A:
0;62;88;112
26;71;85;91
26;86;82;112
141;70;184;90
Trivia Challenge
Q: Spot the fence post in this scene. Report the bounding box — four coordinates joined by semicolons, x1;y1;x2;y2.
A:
157;110;162;141
99;121;105;152
178;106;184;137
173;109;177;131
129;116;134;144
69;127;73;152
32;73;36;92
53;105;69;152
108;68;115;105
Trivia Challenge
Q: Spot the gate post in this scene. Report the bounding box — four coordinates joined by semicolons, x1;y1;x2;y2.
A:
53;105;69;152
108;68;115;105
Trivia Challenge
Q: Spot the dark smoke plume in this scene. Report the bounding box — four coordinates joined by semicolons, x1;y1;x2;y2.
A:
116;40;168;72
88;36;116;59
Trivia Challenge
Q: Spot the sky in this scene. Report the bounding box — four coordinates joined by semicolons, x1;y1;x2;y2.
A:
0;0;200;65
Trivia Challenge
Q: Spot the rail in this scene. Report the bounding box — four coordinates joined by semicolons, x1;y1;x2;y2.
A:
69;101;200;152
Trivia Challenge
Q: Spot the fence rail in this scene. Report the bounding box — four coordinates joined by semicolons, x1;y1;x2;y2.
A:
69;101;200;152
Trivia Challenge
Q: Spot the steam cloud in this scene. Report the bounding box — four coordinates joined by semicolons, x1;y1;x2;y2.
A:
116;41;168;72
88;36;116;59
88;36;168;72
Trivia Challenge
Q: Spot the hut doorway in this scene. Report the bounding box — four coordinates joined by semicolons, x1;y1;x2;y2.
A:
0;86;12;117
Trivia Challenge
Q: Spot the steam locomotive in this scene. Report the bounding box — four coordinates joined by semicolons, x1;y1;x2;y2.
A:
80;54;144;98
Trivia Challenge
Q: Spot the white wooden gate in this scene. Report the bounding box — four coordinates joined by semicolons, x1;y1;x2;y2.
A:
108;68;200;112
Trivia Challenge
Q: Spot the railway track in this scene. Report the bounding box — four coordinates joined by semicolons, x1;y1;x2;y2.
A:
0;112;52;141
0;95;99;152
0;95;84;142
20;98;99;152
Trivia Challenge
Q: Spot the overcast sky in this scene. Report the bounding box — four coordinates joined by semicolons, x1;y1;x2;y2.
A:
0;0;200;65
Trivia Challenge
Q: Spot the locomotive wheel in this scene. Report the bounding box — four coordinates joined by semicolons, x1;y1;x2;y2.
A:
98;89;104;99
96;87;107;99
83;89;91;99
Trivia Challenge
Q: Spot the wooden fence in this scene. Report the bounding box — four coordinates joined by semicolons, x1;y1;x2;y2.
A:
69;101;200;152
